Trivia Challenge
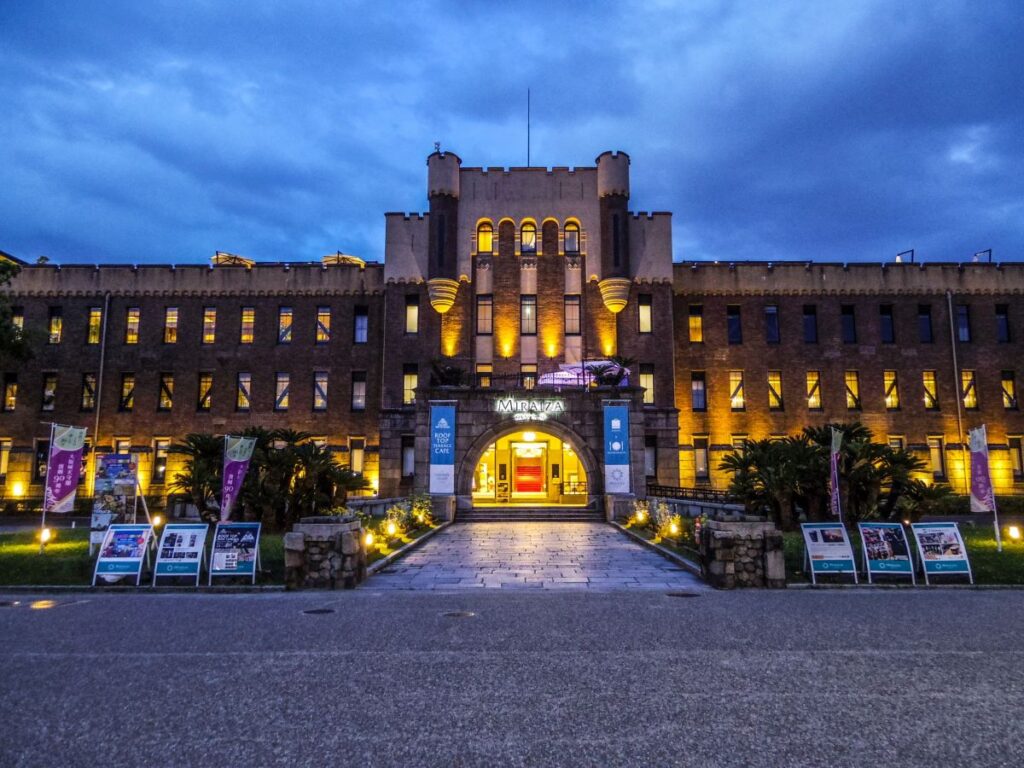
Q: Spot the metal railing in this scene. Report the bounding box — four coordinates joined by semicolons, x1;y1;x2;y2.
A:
647;484;732;503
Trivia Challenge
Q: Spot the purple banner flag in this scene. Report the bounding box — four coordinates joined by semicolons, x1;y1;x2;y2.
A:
829;427;842;520
44;424;88;514
969;425;996;514
220;435;256;522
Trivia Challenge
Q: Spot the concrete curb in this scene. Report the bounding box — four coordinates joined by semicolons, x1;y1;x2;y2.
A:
610;521;704;578
367;521;452;576
787;581;1024;590
0;584;286;594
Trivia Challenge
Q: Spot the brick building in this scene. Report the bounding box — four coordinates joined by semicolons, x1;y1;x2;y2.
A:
1;149;1022;514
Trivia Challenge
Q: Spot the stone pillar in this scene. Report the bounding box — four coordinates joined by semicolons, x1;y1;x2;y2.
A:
700;520;786;589
284;516;367;589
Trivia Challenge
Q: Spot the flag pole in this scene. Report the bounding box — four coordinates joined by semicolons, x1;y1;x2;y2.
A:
39;421;55;554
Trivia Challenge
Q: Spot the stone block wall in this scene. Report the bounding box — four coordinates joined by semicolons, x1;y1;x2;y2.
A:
700;520;785;589
284;517;367;589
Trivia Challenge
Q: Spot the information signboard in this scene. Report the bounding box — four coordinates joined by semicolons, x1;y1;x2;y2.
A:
911;522;973;585
153;523;209;586
800;522;858;584
209;522;261;585
90;454;138;554
92;524;153;586
858;522;915;584
429;403;456;494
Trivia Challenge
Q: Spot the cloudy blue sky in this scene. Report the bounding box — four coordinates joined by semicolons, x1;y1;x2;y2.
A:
1;1;1022;265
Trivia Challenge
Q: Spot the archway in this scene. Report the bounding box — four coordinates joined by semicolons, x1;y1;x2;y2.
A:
458;421;601;507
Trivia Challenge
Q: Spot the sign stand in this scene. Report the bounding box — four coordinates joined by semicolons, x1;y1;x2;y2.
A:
209;522;262;585
858;522;915;585
152;523;209;587
801;523;858;585
911;522;974;586
92;524;153;586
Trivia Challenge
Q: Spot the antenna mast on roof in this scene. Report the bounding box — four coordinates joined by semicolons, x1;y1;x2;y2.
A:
527;88;531;166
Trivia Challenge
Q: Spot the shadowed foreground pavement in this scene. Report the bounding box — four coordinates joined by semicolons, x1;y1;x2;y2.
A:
1;589;1022;767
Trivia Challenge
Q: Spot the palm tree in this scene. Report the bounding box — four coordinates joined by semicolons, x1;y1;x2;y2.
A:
169;433;223;521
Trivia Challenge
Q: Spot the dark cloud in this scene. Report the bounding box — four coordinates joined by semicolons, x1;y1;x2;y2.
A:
0;0;1021;265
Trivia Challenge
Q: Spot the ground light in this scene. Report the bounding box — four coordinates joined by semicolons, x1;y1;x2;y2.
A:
1009;525;1022;541
669;521;680;536
152;514;163;527
40;527;53;544
386;521;397;537
364;531;375;548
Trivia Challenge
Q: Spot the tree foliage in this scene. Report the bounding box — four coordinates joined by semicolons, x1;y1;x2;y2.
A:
0;261;33;365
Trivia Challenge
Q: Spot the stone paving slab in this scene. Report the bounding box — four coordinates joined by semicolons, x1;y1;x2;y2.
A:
365;521;704;591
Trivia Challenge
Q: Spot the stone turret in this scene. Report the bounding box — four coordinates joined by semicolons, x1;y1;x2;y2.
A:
426;150;461;313
596;151;631;313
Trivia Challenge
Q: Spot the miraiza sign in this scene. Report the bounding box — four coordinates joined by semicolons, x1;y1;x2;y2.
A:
494;397;566;422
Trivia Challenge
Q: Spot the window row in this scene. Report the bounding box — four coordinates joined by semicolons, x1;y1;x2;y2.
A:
686;302;1015;345
475;221;581;255
475;293;654;337
2;371;372;413
32;304;379;345
688;369;1018;412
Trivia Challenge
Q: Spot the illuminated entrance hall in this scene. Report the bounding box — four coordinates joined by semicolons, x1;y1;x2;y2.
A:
471;429;588;507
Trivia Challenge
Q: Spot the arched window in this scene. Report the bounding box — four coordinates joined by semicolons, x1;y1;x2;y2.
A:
477;222;493;255
520;222;537;254
564;222;580;254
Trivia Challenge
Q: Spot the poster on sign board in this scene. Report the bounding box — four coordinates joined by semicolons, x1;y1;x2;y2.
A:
603;402;631;494
209;522;261;585
800;523;857;584
911;522;973;585
858;522;915;584
429;402;456;494
153;523;209;586
92;524;152;586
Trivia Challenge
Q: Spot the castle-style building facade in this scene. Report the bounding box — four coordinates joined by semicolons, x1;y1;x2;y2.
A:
2;149;1022;513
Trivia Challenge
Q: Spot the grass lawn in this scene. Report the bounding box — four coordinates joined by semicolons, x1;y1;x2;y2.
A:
621;522;701;565
784;524;1024;585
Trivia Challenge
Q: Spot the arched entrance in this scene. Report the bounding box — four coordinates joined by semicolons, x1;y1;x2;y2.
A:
458;422;600;507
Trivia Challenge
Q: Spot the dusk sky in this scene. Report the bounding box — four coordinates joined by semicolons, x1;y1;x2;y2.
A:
2;1;1022;266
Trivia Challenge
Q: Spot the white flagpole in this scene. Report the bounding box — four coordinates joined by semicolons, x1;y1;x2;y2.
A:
39;422;55;553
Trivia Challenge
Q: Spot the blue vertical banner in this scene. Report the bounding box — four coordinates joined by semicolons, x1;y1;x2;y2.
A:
603;402;631;494
429;402;456;494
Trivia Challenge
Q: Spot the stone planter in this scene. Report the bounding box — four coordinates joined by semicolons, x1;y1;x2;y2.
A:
284;515;367;589
700;519;785;589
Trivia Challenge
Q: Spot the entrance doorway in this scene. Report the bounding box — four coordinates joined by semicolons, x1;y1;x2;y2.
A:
471;428;588;506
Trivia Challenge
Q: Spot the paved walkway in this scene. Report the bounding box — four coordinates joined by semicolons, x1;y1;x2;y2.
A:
366;522;704;591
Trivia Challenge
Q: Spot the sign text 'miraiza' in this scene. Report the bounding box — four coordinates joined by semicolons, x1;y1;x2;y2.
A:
494;397;566;422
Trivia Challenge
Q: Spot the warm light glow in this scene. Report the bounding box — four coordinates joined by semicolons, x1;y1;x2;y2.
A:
386;521;397;536
364;532;375;547
40;527;53;544
30;599;56;610
1009;525;1022;541
636;510;646;523
522;431;536;442
669;522;679;536
426;277;459;314
153;515;163;527
11;481;25;498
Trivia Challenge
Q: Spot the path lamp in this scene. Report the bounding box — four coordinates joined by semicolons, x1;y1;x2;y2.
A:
1008;525;1021;541
39;527;53;552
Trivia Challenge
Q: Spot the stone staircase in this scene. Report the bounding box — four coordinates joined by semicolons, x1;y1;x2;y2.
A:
456;506;605;523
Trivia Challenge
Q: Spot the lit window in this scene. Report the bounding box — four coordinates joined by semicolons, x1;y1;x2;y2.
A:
996;304;1011;344
803;305;818;343
564;222;580;254
918;305;933;343
956;304;971;342
521;364;537;390
691;372;706;411
33;439;49;482
694;437;709;480
879;305;895;344
275;373;290;411
476;364;492;388
888;436;905;451
640;364;655;405
688;305;703;343
237;373;251;411
768;370;783;411
884;370;900;410
520;222;537;254
638;295;652;334
313;372;328;411
1008;436;1023;479
3;375;17;411
405;295;419;334
403;364;418;405
354;307;368;344
401;435;415;478
81;373;97;411
48;307;62;344
240;307;255;344
119;373;134;412
928;436;945;478
11;307;23;333
114;438;131;455
0;438;11;477
202;307;217;344
840;305;857;344
764;305;780;344
87;307;103;345
278;307;293;344
961;370;977;410
42;373;57;411
845;371;861;410
477;222;493;255
1002;371;1018;410
349;437;365;474
164;307;178;344
806;371;821;410
152;439;170;485
731;435;747;451
351;372;366;411
727;306;742;344
923;371;939;410
124;308;140;344
197;373;213;411
564;295;580;336
158;373;174;411
316;306;331;343
729;370;745;411
476;295;493;335
520;295;537;335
